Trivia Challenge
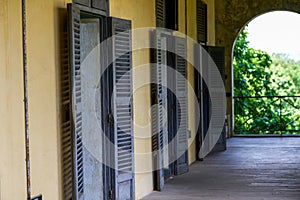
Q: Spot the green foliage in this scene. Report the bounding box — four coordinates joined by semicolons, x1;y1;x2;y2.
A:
233;27;300;134
270;53;300;95
233;28;275;97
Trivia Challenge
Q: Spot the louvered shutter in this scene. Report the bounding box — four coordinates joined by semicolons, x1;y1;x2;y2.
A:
151;30;169;191
73;0;91;7
68;4;104;199
108;17;135;200
208;47;225;82
62;27;73;200
156;0;166;27
68;5;84;199
207;46;226;152
198;44;210;158
174;36;189;175
193;44;205;160
92;0;107;10
196;0;207;43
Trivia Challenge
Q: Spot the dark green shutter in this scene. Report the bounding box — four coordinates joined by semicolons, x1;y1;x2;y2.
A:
207;46;225;83
151;30;169;191
193;44;204;161
62;18;73;200
92;0;107;10
196;0;207;43
108;17;135;200
73;0;91;7
199;45;210;159
195;44;210;160
156;0;166;27
68;4;105;199
174;36;189;175
73;0;108;11
68;4;84;199
207;46;226;152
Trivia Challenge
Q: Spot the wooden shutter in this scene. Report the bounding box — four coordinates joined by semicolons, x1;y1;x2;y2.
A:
108;17;135;200
62;25;73;200
156;0;166;27
193;44;205;161
196;0;207;43
68;4;104;199
198;45;210;159
73;0;91;7
207;46;226;152
207;47;225;82
68;4;84;199
73;0;108;11
151;30;169;191
174;36;189;175
92;0;107;10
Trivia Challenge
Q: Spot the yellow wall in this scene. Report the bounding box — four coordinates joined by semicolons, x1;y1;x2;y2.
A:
27;1;68;199
110;0;155;199
0;0;26;199
27;0;67;199
0;0;69;199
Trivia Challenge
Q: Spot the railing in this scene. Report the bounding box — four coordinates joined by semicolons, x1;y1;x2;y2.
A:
233;96;300;135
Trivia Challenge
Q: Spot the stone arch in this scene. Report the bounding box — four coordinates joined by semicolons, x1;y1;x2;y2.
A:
215;0;300;133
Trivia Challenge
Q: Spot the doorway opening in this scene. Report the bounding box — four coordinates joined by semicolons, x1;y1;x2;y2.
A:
233;11;300;136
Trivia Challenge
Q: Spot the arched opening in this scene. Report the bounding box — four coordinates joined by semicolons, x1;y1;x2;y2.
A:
232;11;300;135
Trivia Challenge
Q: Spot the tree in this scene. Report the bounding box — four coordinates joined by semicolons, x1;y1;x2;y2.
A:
233;28;275;97
270;53;300;95
233;27;300;134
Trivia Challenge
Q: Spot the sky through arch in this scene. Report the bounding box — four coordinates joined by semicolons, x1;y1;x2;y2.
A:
247;11;300;61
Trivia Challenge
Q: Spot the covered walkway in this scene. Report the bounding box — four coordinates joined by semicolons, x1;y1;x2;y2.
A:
143;138;300;200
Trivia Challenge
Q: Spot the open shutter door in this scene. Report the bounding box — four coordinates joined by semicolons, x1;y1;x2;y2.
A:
108;17;135;200
62;18;73;200
199;45;210;159
68;5;84;199
194;44;206;160
207;46;226;152
151;31;169;191
68;4;104;199
174;36;189;175
196;0;207;43
156;0;166;27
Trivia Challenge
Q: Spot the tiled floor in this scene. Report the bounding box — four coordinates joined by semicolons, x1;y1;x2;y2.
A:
142;137;300;200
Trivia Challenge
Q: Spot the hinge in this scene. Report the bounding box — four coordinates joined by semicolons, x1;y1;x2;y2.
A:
107;113;114;126
172;104;176;110
31;195;42;200
109;189;114;200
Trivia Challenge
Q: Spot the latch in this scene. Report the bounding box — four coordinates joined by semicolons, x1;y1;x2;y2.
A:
109;189;114;200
